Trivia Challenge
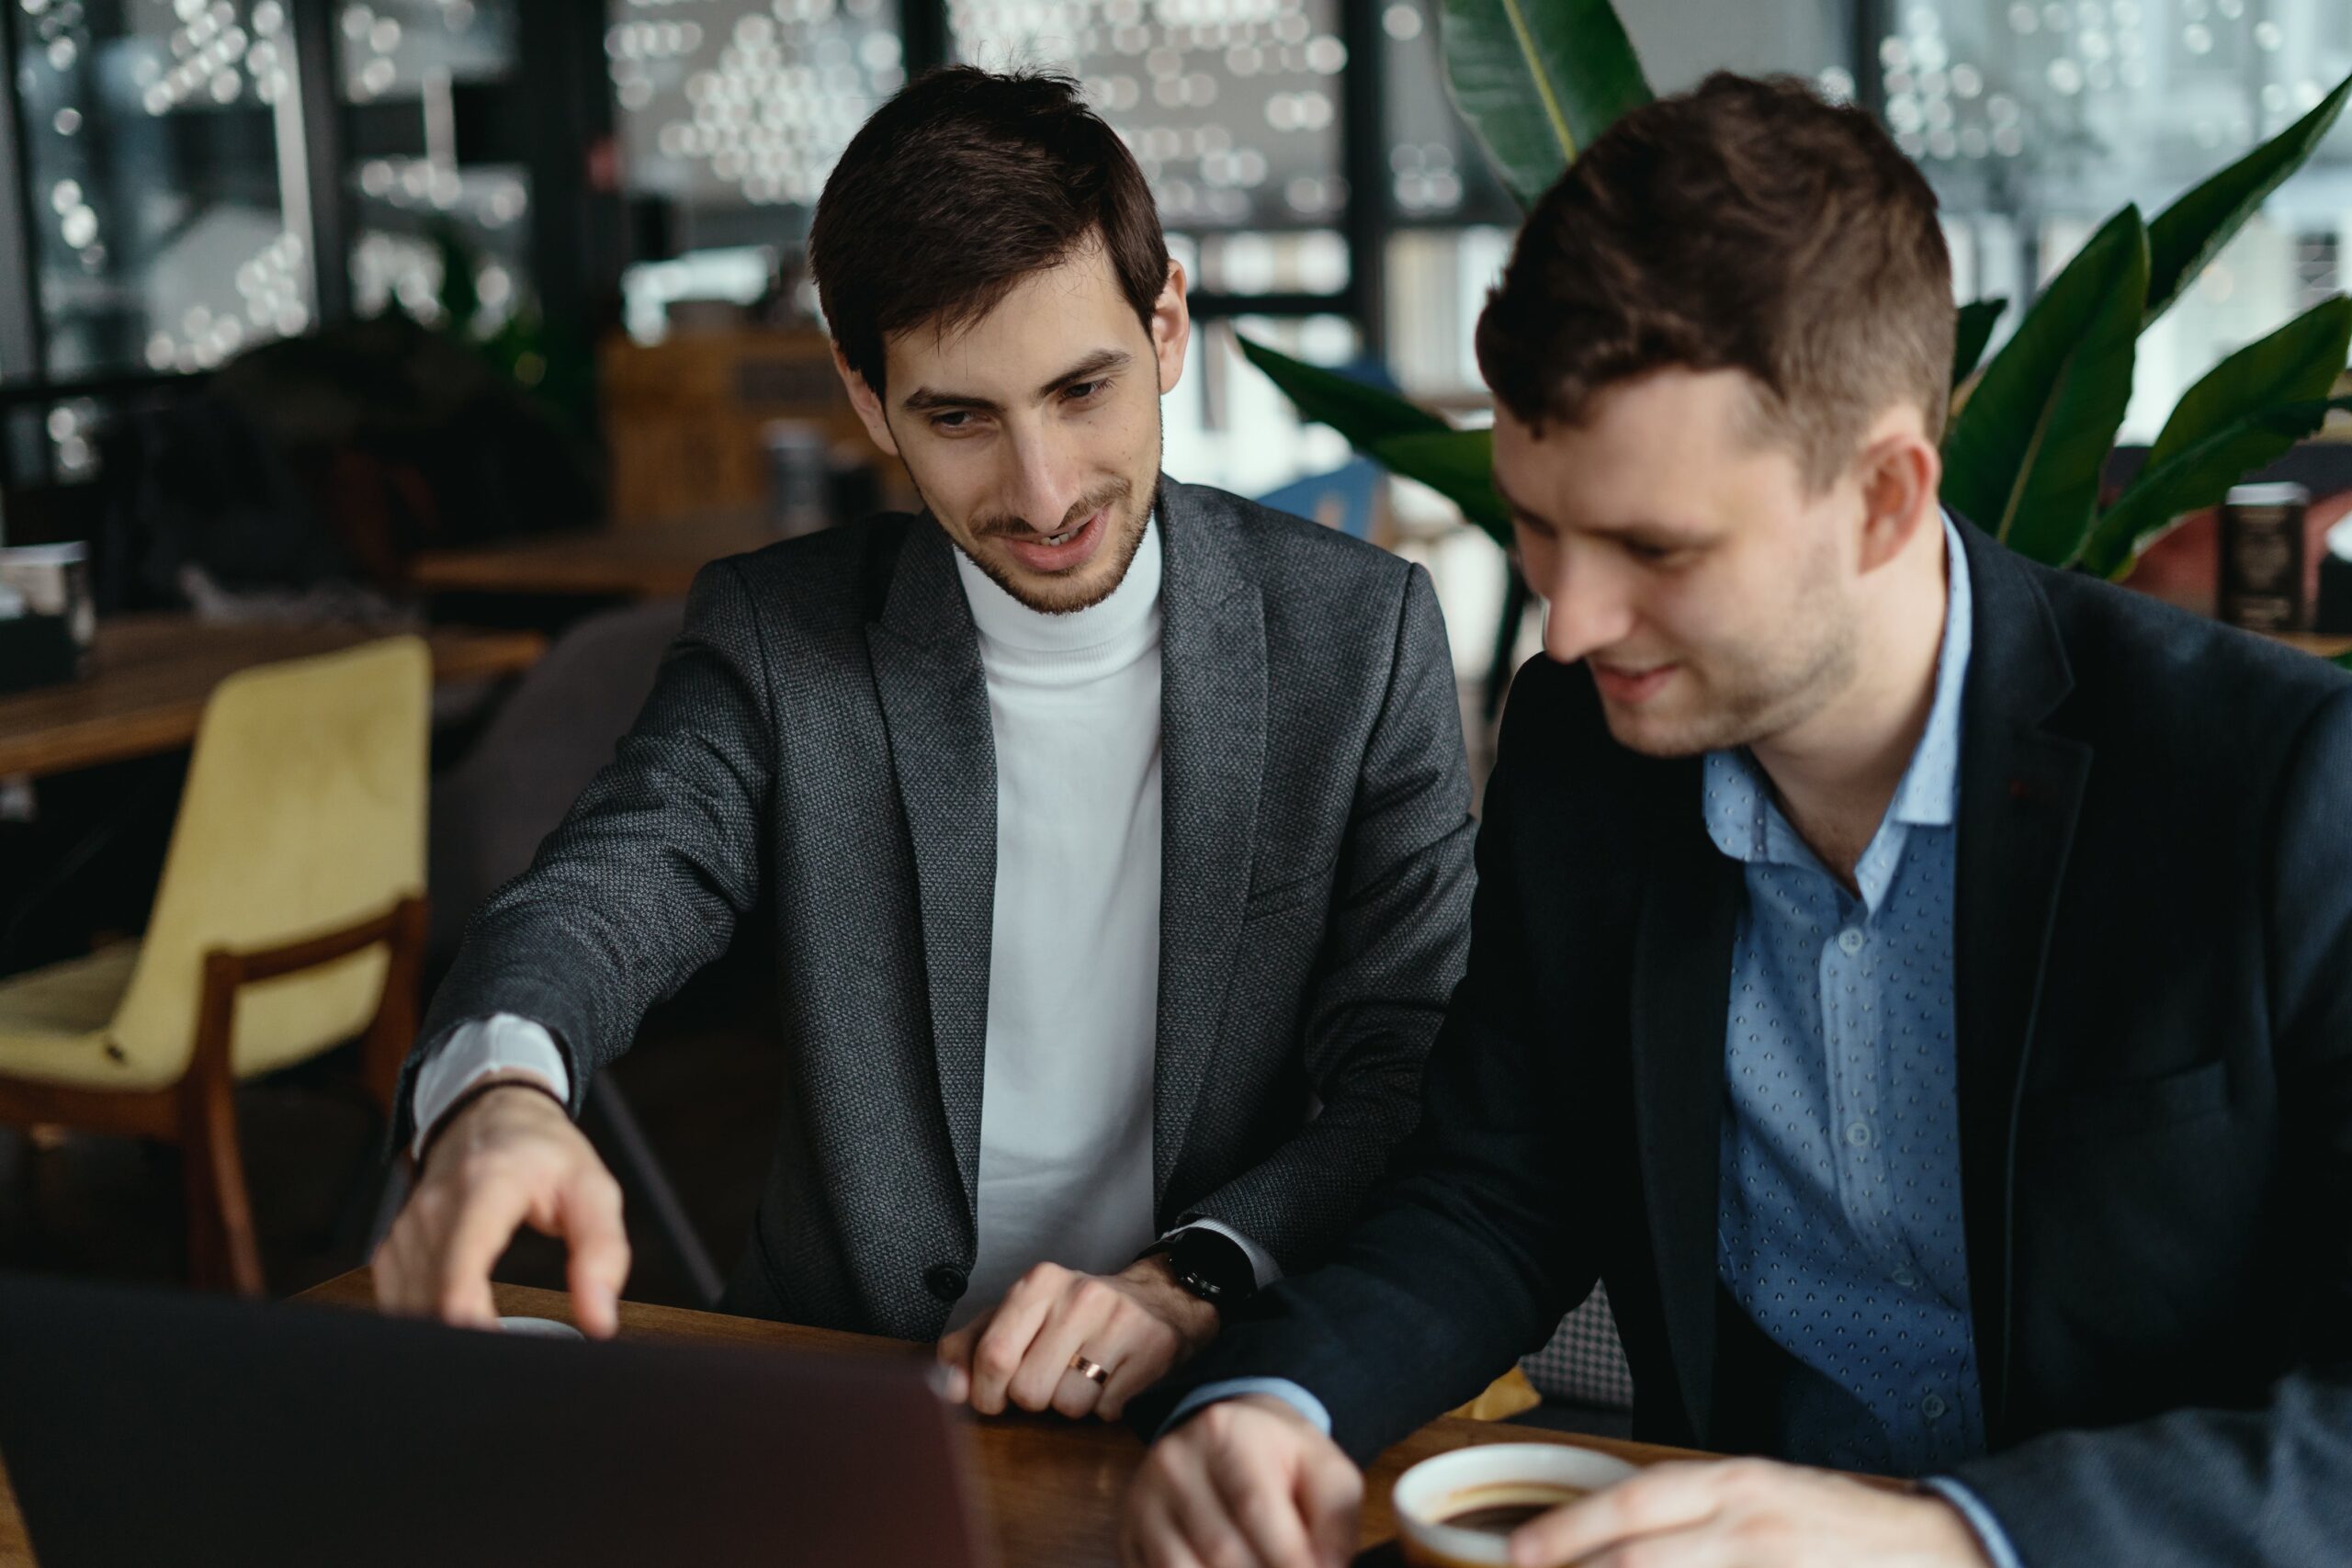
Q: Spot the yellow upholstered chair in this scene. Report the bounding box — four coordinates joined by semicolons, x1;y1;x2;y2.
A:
0;637;432;1295
1451;1366;1544;1422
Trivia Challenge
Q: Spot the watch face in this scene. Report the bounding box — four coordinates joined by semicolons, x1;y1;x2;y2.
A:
1174;1230;1252;1303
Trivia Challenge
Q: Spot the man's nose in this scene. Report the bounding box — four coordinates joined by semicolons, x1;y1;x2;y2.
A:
1000;426;1084;534
1537;551;1635;665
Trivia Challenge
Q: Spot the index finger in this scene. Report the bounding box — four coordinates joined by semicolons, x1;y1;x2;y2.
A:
1204;1440;1320;1568
937;1308;992;1371
1295;1444;1362;1568
557;1168;630;1338
935;1308;996;1405
967;1280;1058;1416
430;1175;537;1327
1508;1462;1728;1568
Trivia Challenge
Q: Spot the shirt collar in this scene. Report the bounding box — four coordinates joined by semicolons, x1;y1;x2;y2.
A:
1885;514;1972;830
1702;514;1973;864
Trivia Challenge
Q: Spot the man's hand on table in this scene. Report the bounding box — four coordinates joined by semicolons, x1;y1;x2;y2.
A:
1120;1404;1997;1568
371;1074;631;1338
936;1255;1221;1421
1120;1393;1362;1568
1501;1456;1992;1568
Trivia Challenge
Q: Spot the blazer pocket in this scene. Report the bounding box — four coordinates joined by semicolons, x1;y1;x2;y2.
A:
2027;1058;2232;1140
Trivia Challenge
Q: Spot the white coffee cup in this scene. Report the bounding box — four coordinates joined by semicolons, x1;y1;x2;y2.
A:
1393;1442;1636;1567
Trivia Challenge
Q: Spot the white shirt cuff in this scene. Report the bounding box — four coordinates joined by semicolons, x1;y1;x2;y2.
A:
1920;1478;2028;1568
410;1012;571;1159
1162;1218;1283;1290
1161;1378;1331;1439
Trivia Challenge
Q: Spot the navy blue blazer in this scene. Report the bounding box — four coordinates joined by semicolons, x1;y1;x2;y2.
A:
1142;518;2352;1565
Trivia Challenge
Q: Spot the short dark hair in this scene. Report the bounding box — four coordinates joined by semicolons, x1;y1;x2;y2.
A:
1476;72;1954;488
808;66;1171;395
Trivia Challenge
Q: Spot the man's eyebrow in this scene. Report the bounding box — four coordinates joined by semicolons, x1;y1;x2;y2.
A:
899;384;997;415
1492;479;1709;547
898;348;1136;417
1492;478;1557;536
1039;348;1130;397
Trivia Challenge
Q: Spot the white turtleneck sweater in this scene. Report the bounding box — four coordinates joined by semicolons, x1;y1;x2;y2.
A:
414;519;1271;1325
949;517;1163;1324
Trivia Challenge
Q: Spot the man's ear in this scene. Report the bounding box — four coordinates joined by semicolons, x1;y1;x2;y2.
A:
1150;258;1192;396
1853;419;1942;576
832;342;901;458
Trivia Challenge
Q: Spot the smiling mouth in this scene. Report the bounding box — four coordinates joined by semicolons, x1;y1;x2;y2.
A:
989;506;1104;547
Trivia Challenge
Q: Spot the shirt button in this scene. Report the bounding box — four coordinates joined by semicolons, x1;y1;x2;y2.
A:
1845;1120;1874;1149
924;1263;968;1303
1922;1392;1948;1422
1892;1266;1919;1289
1837;928;1865;955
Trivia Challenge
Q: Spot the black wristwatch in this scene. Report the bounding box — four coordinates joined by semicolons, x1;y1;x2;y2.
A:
1145;1227;1260;1310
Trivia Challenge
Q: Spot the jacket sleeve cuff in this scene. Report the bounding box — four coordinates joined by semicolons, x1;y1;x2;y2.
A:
1159;1378;1332;1440
1162;1218;1283;1290
1921;1477;2028;1568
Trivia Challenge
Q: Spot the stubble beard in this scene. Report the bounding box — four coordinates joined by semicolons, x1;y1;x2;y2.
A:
910;431;1163;617
1605;545;1860;760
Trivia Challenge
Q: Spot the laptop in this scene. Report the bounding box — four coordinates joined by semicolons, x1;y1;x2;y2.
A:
0;1273;991;1567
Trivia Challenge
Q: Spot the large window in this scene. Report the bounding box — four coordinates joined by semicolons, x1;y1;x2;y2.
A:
343;0;531;332
11;0;319;380
950;0;1347;231
1885;1;2352;437
610;0;904;232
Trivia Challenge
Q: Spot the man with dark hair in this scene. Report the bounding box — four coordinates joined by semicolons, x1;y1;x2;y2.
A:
373;66;1476;1423
1124;72;2352;1567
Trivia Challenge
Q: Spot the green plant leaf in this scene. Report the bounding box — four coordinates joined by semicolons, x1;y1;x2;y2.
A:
1369;428;1512;546
2079;296;2352;578
1233;335;1507;543
2081;394;2352;580
1440;0;1654;210
2143;73;2352;329
2145;298;2352;476
1940;206;2150;566
1951;298;2007;389
1235;334;1450;446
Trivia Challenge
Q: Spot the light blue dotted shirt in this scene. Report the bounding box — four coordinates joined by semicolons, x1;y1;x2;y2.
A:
1705;517;1982;1479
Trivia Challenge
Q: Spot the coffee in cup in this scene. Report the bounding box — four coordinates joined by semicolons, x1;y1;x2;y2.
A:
1392;1442;1635;1567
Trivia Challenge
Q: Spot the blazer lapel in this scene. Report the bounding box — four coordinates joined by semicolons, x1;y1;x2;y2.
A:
865;518;996;1222
1950;521;2091;1440
1152;481;1267;1202
1628;777;1741;1442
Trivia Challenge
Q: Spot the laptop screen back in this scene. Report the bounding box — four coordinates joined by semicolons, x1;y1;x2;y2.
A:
0;1274;989;1568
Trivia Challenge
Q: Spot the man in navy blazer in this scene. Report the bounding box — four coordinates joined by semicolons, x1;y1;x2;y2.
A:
1121;73;2352;1568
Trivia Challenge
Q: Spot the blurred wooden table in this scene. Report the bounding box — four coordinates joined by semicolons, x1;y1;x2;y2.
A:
2277;630;2352;661
0;1269;1718;1568
0;615;544;781
408;513;782;600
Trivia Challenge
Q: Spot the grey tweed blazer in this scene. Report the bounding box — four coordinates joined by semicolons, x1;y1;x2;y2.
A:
402;476;1476;1340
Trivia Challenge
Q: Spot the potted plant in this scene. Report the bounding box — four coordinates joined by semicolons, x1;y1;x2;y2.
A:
1241;0;2352;667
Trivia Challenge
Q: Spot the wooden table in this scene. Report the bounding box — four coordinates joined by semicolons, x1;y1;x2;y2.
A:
2277;630;2352;661
0;1269;1730;1568
407;514;783;600
0;615;545;781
